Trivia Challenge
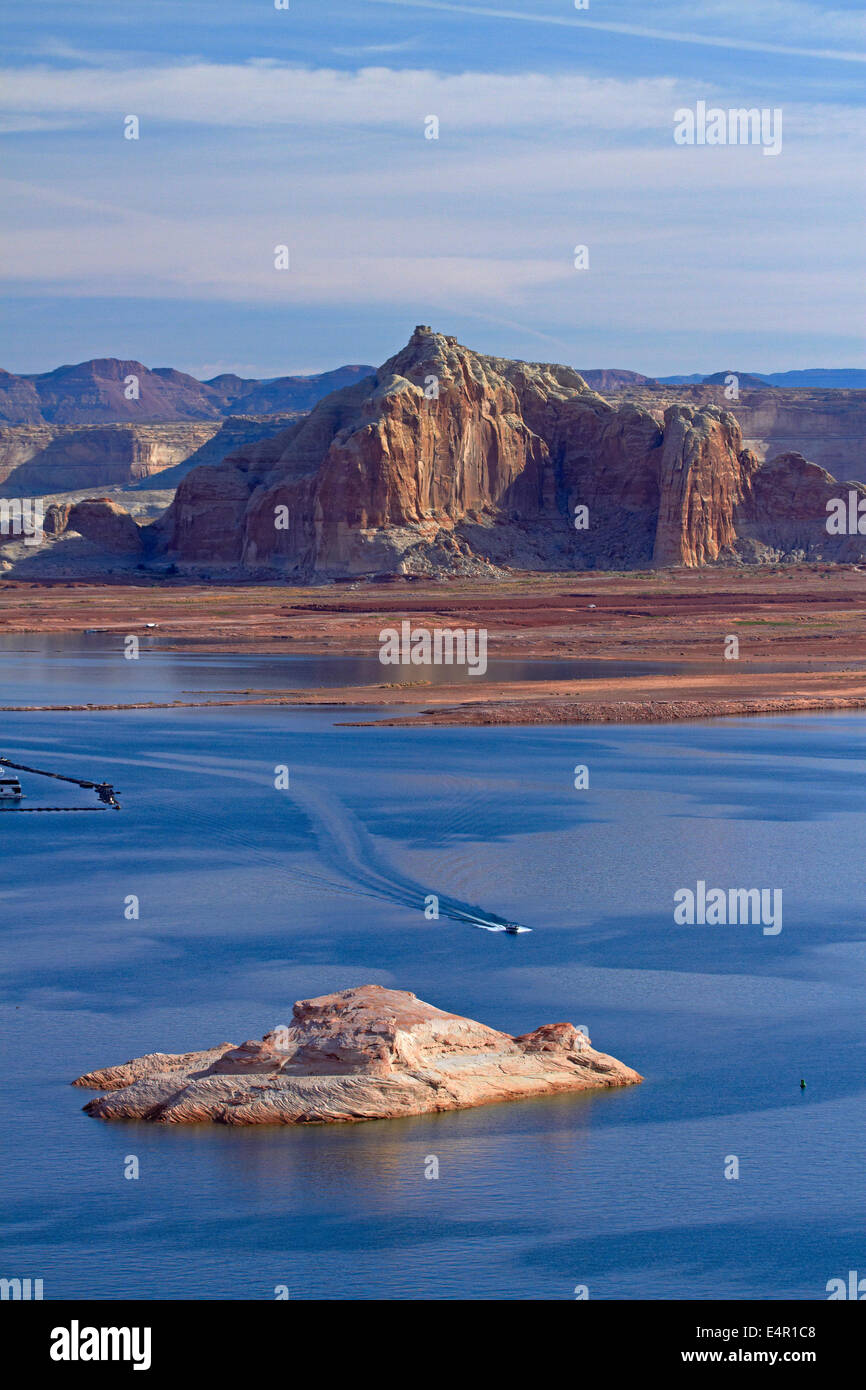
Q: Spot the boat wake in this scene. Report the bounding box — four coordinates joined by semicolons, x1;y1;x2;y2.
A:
280;777;533;935
81;747;533;936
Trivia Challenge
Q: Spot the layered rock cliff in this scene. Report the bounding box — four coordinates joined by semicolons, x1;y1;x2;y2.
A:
0;416;303;496
729;389;866;481
600;381;866;482
154;327;866;577
0;422;219;495
73;984;641;1125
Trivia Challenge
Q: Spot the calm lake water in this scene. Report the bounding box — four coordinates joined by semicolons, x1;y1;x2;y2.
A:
1;645;865;1300
0;634;857;707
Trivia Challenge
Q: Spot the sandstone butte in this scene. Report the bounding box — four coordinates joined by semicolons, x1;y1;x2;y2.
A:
36;325;866;577
72;985;642;1125
148;326;866;577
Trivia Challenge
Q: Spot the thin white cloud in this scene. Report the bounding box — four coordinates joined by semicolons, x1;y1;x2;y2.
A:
0;53;860;359
367;0;866;62
332;40;421;57
0;62;683;131
0;115;84;134
1;60;859;145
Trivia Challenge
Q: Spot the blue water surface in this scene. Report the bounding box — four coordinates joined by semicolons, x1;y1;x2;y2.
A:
1;667;865;1300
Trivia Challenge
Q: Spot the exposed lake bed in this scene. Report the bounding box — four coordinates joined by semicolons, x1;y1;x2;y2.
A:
3;568;866;727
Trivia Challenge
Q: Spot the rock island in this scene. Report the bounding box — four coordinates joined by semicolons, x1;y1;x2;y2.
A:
73;984;642;1125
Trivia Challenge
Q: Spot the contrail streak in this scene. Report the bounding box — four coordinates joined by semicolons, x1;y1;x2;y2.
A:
367;0;866;63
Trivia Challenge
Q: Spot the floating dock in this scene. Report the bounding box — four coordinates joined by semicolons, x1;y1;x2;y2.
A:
0;754;120;811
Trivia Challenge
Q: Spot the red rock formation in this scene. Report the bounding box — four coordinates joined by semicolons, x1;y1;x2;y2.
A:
652;406;760;567
64;498;144;554
735;453;866;563
20;330;856;578
597;380;866;483
41;501;72;536
157;327;866;576
73;984;641;1125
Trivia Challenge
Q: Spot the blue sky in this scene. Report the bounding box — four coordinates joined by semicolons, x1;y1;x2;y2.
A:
1;0;863;376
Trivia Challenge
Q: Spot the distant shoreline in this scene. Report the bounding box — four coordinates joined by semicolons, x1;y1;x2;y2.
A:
4;691;866;729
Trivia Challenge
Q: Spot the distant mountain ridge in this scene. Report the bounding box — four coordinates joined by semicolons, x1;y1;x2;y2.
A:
657;369;866;389
573;369;654;391
2;355;861;429
0;359;377;426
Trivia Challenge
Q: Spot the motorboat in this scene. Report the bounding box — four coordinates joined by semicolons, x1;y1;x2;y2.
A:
451;908;532;934
0;776;23;801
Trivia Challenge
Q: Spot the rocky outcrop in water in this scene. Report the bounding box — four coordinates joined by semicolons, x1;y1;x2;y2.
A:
73;984;642;1125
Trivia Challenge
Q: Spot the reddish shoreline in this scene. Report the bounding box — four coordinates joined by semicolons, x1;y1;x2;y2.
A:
347;693;866;728
3;567;866;726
